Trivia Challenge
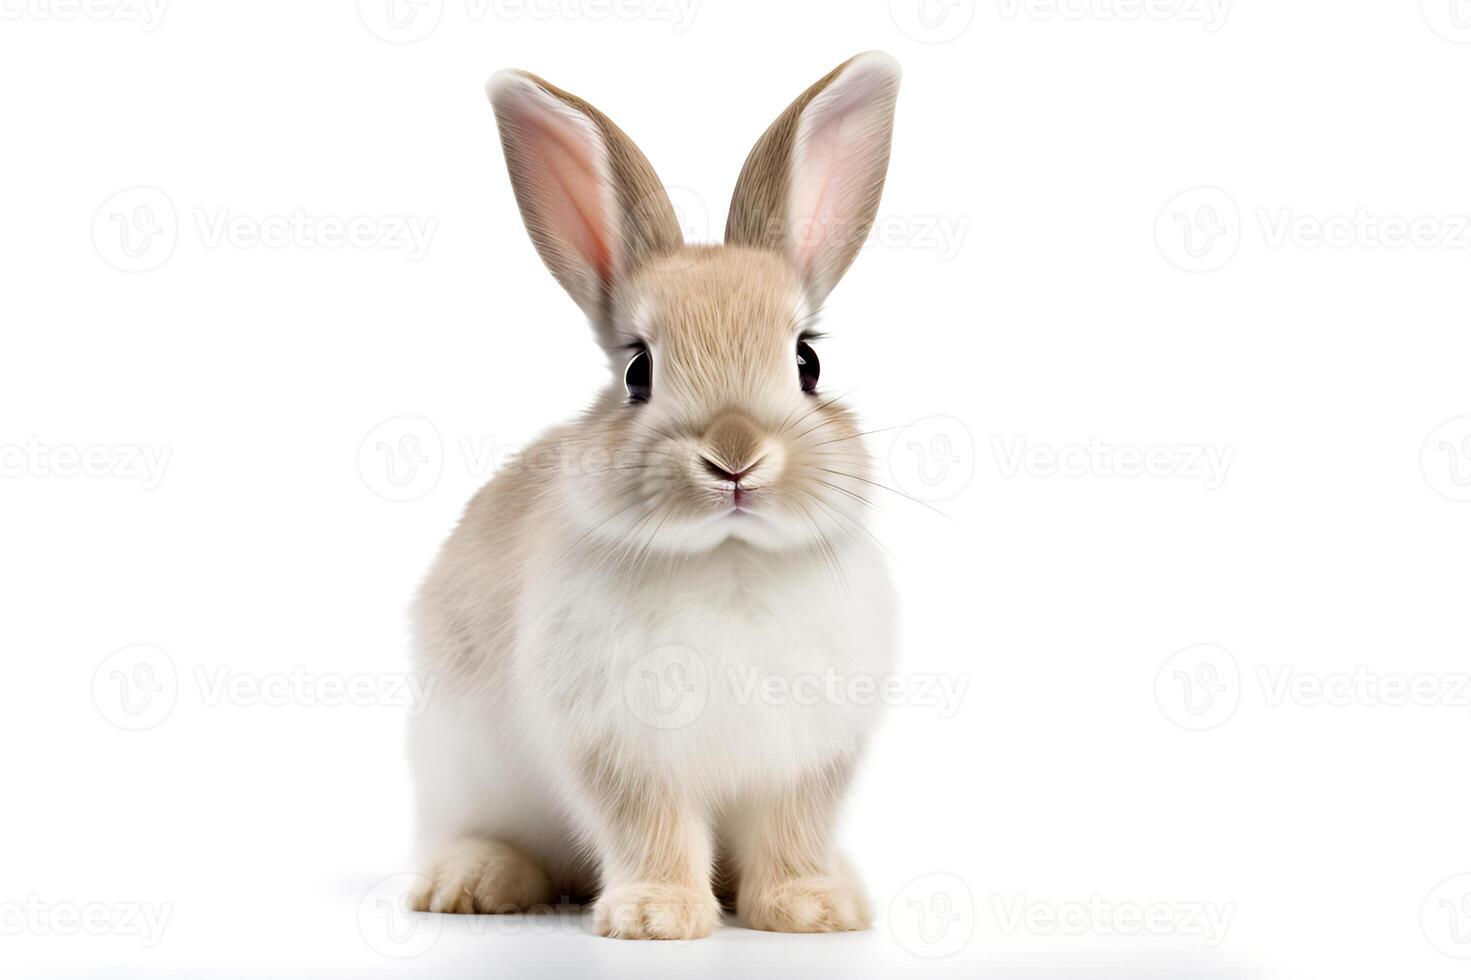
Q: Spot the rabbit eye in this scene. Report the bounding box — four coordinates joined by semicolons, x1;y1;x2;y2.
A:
624;348;652;403
796;340;820;394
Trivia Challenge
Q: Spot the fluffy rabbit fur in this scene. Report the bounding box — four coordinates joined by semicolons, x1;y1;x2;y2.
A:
408;52;901;940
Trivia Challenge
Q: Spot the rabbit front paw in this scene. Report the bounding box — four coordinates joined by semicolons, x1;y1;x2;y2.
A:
740;875;871;933
593;881;719;940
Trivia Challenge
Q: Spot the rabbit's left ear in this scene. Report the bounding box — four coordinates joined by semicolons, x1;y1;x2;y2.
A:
487;70;682;334
725;52;901;306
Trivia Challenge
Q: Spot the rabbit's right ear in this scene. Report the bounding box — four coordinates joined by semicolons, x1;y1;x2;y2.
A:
725;52;901;307
486;71;682;331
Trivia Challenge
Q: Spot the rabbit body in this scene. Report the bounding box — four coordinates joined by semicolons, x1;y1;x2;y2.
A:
410;446;895;905
407;52;903;939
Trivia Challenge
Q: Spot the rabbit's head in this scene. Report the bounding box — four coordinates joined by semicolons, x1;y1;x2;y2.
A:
487;53;900;554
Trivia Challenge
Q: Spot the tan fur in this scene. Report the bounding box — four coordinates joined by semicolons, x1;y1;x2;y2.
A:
724;59;850;250
727;760;871;932
490;71;682;332
411;837;555;914
726;53;901;302
577;750;720;939
408;54;901;940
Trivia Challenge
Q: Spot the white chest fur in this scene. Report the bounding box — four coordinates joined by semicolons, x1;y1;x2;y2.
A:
513;539;896;799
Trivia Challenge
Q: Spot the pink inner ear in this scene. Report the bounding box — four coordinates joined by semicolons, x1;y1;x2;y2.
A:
787;61;897;295
505;101;613;284
790;125;844;276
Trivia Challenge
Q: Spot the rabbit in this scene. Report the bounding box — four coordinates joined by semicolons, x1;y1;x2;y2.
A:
407;51;902;940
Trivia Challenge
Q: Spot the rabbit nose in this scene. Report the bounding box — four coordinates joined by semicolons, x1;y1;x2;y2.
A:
702;410;765;477
700;456;760;484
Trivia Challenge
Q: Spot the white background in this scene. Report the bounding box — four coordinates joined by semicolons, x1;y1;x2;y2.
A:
3;0;1470;976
